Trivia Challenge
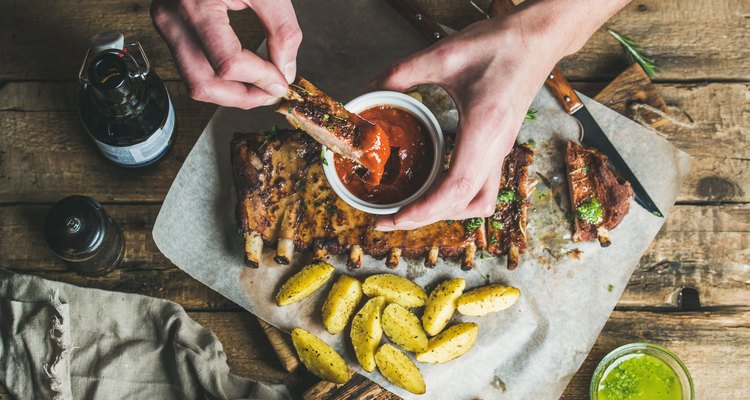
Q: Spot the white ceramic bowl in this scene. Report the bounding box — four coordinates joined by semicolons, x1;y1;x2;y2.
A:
321;91;444;215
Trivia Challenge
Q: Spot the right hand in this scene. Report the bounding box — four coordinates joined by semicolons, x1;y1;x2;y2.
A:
151;0;302;109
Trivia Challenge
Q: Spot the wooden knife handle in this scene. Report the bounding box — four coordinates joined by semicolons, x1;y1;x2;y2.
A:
385;0;448;43
488;0;584;115
545;67;584;114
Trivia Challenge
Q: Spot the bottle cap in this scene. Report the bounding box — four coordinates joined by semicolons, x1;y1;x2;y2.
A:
90;31;124;54
45;196;107;261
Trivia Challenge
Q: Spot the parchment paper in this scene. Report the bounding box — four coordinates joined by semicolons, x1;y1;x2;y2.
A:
152;1;692;398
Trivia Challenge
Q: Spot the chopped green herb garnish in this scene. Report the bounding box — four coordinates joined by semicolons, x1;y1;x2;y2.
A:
320;149;328;165
286;106;293;113
289;83;310;95
332;114;348;122
325;204;338;214
607;284;615;292
576;198;604;224
327;125;335;131
497;189;518;204
525;108;537;120
527;139;536;148
582;165;589;174
259;126;278;149
490;220;504;230
490;235;498;245
464;217;483;232
608;29;657;78
323;113;330;121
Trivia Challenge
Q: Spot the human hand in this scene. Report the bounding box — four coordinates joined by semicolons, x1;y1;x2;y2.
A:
151;0;302;109
373;0;628;231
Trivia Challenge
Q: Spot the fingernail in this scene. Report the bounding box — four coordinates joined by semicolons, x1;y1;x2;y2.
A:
283;61;296;84
374;225;396;232
268;83;288;98
393;218;414;227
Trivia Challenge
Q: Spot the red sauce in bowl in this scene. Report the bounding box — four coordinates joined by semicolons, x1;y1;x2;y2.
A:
334;105;434;204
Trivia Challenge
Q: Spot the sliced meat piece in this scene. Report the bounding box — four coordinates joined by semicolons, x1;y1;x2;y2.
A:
566;141;633;246
487;144;535;270
277;77;390;185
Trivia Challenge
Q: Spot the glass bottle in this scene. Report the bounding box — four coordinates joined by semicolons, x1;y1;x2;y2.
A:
44;195;125;276
79;31;176;167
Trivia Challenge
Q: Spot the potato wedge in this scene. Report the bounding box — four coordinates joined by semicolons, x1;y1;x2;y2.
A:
375;343;426;395
416;322;478;364
322;275;363;334
275;262;335;306
362;274;427;308
291;328;350;384
350;296;386;372
422;278;465;336
382;303;428;353
456;284;521;316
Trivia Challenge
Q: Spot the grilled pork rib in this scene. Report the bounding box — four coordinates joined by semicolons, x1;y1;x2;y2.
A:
231;130;485;269
487;144;535;270
566;141;633;246
277;77;390;185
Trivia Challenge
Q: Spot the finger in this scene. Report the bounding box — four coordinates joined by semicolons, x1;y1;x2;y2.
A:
250;0;303;83
176;0;288;97
450;166;504;220
152;3;277;108
373;44;449;92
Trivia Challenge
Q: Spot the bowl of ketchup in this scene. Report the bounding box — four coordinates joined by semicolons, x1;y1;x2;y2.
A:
321;91;445;215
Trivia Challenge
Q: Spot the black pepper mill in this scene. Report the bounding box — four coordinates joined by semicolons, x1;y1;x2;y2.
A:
79;31;176;167
44;196;125;276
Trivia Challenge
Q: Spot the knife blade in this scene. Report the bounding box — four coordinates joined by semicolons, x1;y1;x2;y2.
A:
545;69;664;217
387;0;664;217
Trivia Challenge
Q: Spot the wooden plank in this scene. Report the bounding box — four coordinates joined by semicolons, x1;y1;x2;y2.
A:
2;204;747;309
563;310;750;399
0;0;264;81
258;318;302;373
0;1;748;82
1;82;748;203
593;63;671;128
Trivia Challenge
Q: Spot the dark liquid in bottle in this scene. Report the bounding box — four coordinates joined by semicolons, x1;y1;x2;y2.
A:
80;52;175;167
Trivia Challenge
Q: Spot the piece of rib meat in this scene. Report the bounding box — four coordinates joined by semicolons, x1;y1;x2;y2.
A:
486;144;535;270
231;130;485;269
566;141;633;247
277;77;390;185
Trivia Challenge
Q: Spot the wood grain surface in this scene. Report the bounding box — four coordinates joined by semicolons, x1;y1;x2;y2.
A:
1;0;748;399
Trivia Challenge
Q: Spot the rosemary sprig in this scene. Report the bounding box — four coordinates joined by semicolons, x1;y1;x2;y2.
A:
289;83;310;95
608;29;657;78
259;126;278;150
525;108;537;120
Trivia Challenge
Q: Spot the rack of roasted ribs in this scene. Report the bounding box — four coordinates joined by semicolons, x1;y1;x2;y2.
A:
231;130;496;270
277;77;391;186
486;144;536;270
566;141;633;247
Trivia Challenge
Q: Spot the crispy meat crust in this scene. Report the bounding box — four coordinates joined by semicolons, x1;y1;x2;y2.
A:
231;130;482;267
566;141;633;244
487;144;535;270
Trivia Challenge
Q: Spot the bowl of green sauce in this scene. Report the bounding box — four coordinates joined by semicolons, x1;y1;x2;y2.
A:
590;343;694;400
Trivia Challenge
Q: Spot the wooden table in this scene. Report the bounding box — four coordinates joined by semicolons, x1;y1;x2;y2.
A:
1;0;747;398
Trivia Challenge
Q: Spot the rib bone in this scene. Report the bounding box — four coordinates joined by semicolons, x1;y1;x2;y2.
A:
424;246;439;268
386;248;402;269
461;242;477;271
243;231;263;268
347;245;363;269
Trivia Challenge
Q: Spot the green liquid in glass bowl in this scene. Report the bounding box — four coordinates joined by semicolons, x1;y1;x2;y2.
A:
590;343;694;400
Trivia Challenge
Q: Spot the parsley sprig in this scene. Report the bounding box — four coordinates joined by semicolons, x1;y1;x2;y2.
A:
608;29;657;78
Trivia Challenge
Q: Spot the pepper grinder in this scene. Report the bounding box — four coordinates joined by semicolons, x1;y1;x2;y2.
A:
44;195;125;276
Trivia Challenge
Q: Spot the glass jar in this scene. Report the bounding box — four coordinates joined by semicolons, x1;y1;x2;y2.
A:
590;343;694;400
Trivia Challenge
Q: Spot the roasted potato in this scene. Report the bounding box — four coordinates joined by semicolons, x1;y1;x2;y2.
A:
322;275;363;334
416;322;478;364
350;296;386;372
456;284;521;316
382;303;428;353
375;343;426;395
291;328;350;384
275;262;335;306
422;278;465;336
362;274;427;308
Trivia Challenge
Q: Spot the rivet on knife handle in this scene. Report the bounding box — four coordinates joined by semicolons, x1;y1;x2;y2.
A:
545;67;584;114
385;0;448;43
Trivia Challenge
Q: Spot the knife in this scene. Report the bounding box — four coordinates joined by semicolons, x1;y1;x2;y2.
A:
386;0;664;217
